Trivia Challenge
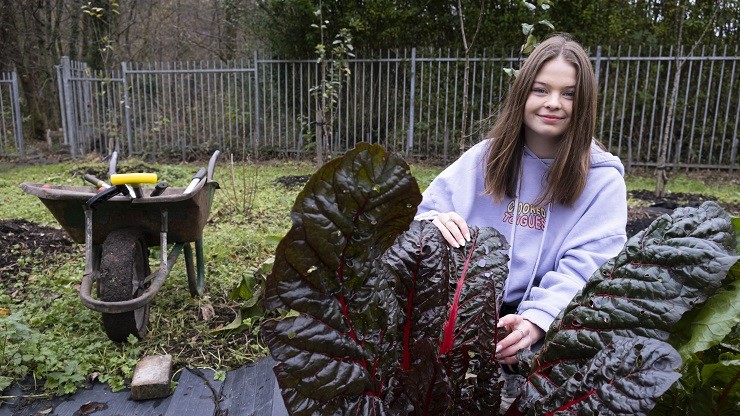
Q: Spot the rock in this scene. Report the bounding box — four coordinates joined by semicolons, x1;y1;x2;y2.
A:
130;354;173;400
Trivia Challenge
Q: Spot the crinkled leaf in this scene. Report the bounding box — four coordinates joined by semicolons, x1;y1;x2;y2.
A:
527;337;681;416
441;227;509;414
385;338;452;415
442;226;509;354
381;220;449;371
261;143;421;415
382;221;509;415
520;202;739;414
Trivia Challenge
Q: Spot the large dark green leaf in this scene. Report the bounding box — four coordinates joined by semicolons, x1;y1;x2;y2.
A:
381;220;450;371
380;221;509;415
519;202;739;414
527;337;681;415
261;143;421;415
441;227;509;414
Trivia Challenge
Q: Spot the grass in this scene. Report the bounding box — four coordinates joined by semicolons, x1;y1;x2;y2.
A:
0;156;738;397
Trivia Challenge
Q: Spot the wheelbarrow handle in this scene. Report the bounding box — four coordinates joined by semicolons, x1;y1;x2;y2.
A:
84;173;111;189
110;173;158;198
85;185;130;210
183;167;206;194
207;150;221;182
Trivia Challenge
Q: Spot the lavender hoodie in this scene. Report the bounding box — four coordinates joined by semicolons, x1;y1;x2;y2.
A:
415;139;628;332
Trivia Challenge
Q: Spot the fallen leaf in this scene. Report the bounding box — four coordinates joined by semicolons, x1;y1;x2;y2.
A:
0;307;10;317
34;407;53;416
200;303;215;321
78;401;107;414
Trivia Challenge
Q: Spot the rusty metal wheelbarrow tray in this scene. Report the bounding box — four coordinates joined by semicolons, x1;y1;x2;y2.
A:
19;179;217;247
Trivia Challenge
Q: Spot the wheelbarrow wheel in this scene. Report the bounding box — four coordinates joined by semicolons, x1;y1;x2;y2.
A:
98;229;150;342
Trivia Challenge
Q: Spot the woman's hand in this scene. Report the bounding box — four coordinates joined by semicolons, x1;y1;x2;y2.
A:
432;212;470;248
495;314;545;365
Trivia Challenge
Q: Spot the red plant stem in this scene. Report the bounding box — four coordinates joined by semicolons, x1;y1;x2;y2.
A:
422;360;440;415
336;257;358;343
403;284;415;371
545;389;597;415
503;397;524;416
439;241;476;355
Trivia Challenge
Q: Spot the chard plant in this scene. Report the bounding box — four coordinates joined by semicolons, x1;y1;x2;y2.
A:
261;144;739;415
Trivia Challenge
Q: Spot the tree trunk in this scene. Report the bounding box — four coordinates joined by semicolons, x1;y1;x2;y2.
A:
654;61;682;197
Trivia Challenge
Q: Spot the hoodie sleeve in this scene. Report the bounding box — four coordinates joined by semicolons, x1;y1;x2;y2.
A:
415;141;487;221
518;169;628;333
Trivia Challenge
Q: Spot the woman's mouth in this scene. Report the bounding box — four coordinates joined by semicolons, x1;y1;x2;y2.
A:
538;114;563;123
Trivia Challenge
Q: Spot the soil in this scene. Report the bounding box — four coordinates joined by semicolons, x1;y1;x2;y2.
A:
275;174;311;189
0;219;76;280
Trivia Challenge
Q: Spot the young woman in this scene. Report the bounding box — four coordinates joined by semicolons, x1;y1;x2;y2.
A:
415;34;628;366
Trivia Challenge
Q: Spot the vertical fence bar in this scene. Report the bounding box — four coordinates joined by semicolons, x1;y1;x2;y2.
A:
708;45;727;165
674;53;692;166
253;51;261;156
406;48;416;156
60;57;77;157
121;62;133;155
626;46;642;169
10;72;24;158
698;46;716;163
718;52;736;164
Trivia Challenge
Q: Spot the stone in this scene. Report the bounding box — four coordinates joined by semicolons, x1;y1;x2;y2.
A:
130;354;173;400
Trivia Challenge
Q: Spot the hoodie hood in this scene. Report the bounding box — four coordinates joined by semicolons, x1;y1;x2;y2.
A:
589;142;625;176
523;142;625;177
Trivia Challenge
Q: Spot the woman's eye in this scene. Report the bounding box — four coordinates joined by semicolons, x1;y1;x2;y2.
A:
532;88;546;94
563;91;575;98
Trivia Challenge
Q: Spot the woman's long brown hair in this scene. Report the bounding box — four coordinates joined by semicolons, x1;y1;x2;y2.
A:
484;33;598;207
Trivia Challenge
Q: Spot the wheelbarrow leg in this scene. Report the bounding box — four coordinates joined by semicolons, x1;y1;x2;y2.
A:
184;237;206;297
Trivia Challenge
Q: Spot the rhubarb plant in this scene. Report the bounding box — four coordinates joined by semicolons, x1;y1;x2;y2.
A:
261;143;739;415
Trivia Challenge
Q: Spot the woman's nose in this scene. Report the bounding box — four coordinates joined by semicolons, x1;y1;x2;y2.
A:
544;93;562;109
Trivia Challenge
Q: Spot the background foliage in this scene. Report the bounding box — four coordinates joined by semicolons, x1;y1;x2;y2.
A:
0;0;737;142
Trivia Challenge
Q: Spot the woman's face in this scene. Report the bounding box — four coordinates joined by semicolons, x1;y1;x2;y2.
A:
522;57;576;158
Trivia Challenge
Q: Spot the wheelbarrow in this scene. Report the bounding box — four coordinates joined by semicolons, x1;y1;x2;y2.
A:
20;150;221;342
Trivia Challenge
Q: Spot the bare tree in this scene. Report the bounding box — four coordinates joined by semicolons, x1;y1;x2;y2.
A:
654;1;719;197
457;0;486;155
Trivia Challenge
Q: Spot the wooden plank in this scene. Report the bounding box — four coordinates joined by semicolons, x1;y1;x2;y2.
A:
164;368;223;416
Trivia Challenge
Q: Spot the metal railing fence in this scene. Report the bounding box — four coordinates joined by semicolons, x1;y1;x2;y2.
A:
0;71;24;158
54;46;739;169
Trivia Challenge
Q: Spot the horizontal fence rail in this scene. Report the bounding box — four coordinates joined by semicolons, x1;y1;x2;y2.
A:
0;71;24;158
53;46;739;170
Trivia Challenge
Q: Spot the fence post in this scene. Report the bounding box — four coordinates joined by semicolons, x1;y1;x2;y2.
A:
253;50;261;158
10;71;24;159
594;45;602;86
121;61;133;156
60;56;78;158
406;47;416;157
